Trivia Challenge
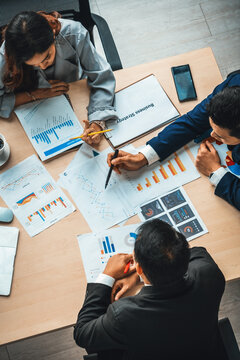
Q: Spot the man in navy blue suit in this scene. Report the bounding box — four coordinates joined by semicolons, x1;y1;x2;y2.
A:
107;73;240;210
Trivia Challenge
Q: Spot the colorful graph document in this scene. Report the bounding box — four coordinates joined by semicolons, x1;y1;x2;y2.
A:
105;74;179;147
119;146;200;206
77;224;139;282
0;155;75;237
138;187;208;241
14;95;83;161
188;137;240;178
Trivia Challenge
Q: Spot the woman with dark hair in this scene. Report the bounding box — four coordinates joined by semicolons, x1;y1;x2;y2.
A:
0;11;117;144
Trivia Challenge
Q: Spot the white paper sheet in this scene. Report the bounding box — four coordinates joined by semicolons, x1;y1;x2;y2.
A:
0;155;75;237
15;95;83;161
60;153;136;232
188;138;240;178
0;226;19;296
77;224;139;282
105;75;179;147
138;187;208;241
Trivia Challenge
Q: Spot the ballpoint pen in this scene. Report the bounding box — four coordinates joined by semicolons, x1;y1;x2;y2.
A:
105;149;119;189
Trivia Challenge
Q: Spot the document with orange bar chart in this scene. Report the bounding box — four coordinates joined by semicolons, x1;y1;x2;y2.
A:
120;146;200;206
0;155;75;237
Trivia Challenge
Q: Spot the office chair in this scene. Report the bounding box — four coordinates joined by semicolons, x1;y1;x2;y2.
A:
0;0;122;72
82;318;240;360
218;317;240;360
59;0;122;71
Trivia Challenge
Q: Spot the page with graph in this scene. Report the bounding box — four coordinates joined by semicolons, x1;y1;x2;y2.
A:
138;187;208;241
77;224;139;282
0;155;75;237
15;95;83;161
119;147;200;206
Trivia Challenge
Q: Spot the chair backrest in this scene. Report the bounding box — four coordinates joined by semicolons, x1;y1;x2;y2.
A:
218;318;240;360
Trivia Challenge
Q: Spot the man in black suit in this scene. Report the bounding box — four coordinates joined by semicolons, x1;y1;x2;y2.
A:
74;220;226;360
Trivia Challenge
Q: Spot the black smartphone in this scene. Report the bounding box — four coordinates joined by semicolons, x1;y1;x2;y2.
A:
171;64;197;102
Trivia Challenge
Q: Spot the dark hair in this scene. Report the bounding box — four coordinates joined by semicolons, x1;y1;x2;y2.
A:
3;11;60;91
134;219;190;286
206;86;240;139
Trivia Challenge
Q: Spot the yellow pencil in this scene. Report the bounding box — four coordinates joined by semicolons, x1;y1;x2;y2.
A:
70;128;113;140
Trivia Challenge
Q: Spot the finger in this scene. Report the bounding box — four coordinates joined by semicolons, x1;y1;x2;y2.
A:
107;152;115;167
83;120;90;131
115;286;127;301
111;156;129;167
124;253;134;263
205;140;216;152
113;165;122;175
91;134;101;143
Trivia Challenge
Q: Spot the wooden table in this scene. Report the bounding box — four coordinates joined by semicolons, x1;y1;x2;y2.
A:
0;47;239;345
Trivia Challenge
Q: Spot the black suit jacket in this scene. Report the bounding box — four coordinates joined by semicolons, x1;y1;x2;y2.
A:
74;247;226;360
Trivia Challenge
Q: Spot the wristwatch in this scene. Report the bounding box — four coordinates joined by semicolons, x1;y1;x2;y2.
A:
93;120;106;130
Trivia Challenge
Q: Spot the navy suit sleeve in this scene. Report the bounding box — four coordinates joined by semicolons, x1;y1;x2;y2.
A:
147;74;240;161
215;172;240;210
74;283;126;352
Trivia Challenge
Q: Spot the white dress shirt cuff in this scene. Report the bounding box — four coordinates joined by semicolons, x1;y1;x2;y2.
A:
139;145;160;165
209;167;227;187
95;273;115;287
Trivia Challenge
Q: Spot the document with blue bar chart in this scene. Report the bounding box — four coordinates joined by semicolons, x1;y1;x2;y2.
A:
77;224;139;282
0;155;75;237
15;95;83;161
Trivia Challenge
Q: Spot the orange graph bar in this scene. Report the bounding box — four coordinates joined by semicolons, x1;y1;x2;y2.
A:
159;165;168;180
137;184;143;191
168;161;177;176
152;171;160;183
28;216;32;222
101;250;104;255
39;209;46;218
145;178;151;187
174;153;186;172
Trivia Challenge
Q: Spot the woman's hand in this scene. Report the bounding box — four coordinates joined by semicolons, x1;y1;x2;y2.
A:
81;120;103;145
32;80;69;100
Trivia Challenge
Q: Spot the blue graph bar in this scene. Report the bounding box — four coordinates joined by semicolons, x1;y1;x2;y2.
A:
37;211;45;221
44;138;82;156
105;236;112;253
103;241;108;254
111;243;115;252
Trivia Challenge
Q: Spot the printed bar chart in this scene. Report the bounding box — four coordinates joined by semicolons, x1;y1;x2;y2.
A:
32;119;74;145
42;182;54;193
99;236;116;255
27;197;67;223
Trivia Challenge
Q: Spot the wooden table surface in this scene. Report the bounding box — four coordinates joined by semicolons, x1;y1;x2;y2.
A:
0;47;239;345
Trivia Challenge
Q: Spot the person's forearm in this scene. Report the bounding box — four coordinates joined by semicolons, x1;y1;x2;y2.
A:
14;91;38;107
